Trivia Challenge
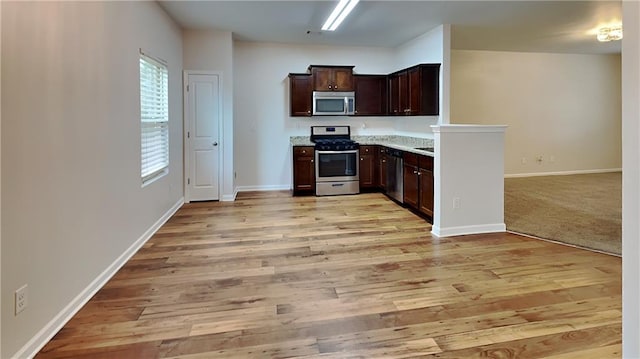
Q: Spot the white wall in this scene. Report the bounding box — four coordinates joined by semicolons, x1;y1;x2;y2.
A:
233;26;448;191
233;42;397;191
451;50;622;175
395;25;445;69
1;2;183;357
622;1;640;357
183;30;235;200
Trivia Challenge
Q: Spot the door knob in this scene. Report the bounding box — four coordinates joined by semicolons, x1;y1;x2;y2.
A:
213;142;218;146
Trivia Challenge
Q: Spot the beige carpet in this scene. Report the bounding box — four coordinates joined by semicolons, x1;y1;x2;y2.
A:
504;172;621;255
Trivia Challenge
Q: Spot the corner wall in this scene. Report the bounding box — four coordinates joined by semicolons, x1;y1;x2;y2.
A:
1;2;183;357
450;49;622;175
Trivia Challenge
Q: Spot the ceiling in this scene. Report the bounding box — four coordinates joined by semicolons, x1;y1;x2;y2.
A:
159;0;622;55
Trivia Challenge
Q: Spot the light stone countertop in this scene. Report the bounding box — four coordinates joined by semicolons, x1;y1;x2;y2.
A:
290;135;435;156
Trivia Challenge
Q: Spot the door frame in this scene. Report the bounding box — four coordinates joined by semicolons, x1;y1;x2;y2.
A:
183;70;223;203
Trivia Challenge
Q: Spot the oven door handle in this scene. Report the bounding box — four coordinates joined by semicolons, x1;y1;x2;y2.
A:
315;149;359;155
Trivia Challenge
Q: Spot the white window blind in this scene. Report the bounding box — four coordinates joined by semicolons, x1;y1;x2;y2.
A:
140;52;169;184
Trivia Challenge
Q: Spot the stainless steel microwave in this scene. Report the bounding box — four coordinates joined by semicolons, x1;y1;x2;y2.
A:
312;91;355;116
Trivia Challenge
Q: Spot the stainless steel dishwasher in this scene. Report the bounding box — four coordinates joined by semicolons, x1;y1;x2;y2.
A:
385;148;403;203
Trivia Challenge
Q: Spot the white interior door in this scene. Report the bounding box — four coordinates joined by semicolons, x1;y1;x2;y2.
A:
186;73;220;201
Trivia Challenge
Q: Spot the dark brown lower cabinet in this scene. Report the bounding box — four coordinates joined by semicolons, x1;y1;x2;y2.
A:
293;146;315;195
403;156;420;209
378;146;387;190
419;168;434;217
359;145;376;189
403;152;434;217
292;144;433;218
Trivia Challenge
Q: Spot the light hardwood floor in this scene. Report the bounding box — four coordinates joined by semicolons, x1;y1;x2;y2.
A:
36;191;621;358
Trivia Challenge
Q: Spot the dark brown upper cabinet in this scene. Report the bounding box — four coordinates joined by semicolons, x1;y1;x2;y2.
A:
309;65;355;92
389;64;440;116
288;63;440;117
353;75;388;116
288;73;312;117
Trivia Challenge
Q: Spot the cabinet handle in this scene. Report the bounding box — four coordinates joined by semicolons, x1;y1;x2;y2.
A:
302;150;306;154
413;170;418;174
307;110;311;114
418;172;421;176
311;159;314;163
382;160;386;163
328;85;332;89
360;157;364;161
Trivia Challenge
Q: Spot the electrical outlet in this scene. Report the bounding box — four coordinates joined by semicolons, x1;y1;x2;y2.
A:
536;155;544;163
521;157;526;165
453;197;461;209
15;284;28;315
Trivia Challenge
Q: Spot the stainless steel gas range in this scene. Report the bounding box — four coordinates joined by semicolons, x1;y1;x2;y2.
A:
310;126;360;196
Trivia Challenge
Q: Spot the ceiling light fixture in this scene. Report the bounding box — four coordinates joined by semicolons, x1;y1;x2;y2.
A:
597;26;623;42
322;0;360;31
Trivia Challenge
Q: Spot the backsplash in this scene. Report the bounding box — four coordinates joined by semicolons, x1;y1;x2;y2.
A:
290;135;434;148
353;135;434;148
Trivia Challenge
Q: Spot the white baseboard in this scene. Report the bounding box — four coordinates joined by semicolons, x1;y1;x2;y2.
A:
221;188;238;202
431;223;506;238
236;185;290;192
12;198;184;359
505;168;622;178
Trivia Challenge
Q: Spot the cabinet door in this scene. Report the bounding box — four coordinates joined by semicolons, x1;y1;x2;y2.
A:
419;169;434;217
293;147;315;194
311;67;333;91
403;164;419;209
388;75;400;115
407;66;421;115
354;75;387;116
359;146;375;189
333;68;354;91
378;148;387;190
398;71;409;114
310;66;354;91
289;74;312;116
418;64;440;116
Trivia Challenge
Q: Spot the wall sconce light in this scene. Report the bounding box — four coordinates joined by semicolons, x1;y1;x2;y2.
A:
597;26;623;42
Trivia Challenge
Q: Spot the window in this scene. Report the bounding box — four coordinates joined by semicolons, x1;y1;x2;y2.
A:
140;52;169;184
